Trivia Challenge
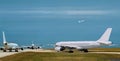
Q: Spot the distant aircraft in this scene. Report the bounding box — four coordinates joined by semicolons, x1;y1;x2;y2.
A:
55;28;112;53
26;41;41;49
0;32;23;52
78;20;85;23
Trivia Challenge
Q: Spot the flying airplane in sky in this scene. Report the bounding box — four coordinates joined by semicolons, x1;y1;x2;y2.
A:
55;28;112;53
0;32;23;52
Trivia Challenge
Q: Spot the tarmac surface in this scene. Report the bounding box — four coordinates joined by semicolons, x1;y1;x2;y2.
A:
0;49;120;58
0;49;54;58
0;52;18;58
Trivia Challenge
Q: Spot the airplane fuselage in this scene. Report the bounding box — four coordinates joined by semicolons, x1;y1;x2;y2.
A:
56;41;101;49
55;28;112;53
6;43;19;49
1;32;22;52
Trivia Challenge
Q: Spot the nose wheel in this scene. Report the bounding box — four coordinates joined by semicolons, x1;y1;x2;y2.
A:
79;49;88;52
3;49;6;52
68;49;74;53
83;49;88;52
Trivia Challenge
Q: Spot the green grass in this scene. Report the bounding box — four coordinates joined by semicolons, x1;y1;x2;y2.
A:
0;48;120;61
88;48;120;52
0;52;120;61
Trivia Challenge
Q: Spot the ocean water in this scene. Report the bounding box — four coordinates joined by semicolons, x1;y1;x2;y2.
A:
0;0;120;48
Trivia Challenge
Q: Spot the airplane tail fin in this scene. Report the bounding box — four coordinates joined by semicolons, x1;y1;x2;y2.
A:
97;28;112;45
2;32;7;44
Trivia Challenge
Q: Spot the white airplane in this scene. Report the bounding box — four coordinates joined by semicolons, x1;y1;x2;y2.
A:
0;32;23;52
26;41;41;49
55;28;112;53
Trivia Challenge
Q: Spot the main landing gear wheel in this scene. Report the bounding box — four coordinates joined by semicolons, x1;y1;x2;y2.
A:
3;49;6;52
9;49;12;52
68;50;74;53
15;49;18;52
83;49;88;52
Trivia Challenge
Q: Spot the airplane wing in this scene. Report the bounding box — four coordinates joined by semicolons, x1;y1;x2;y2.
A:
21;46;31;49
21;45;41;49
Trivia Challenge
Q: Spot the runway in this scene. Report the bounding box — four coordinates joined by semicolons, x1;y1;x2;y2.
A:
0;49;54;58
0;52;18;58
23;49;55;52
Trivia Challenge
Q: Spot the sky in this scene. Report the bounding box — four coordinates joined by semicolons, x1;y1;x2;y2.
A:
0;0;120;48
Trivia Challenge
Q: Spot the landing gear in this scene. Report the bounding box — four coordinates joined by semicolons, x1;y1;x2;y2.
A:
3;48;19;52
83;49;88;52
68;50;74;53
31;46;34;49
3;49;6;52
68;49;74;53
60;47;65;51
79;49;88;53
15;49;18;52
9;49;12;52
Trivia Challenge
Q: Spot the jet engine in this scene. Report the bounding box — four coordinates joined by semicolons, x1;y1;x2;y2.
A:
55;47;65;51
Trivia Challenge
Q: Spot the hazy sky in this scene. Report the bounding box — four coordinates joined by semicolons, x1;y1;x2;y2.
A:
0;0;120;47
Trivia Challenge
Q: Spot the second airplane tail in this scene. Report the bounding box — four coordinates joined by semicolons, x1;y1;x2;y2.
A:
97;28;112;45
2;32;7;45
